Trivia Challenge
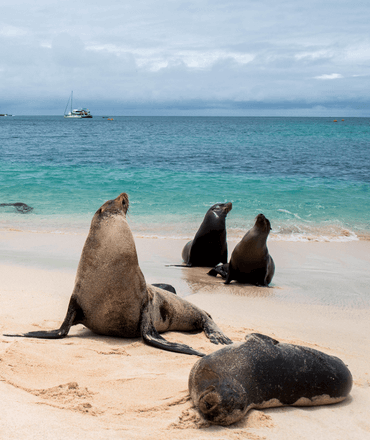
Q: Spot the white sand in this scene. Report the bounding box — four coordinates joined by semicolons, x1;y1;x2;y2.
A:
0;230;369;439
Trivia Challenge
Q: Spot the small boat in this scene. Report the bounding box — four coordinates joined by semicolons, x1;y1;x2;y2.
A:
64;91;92;118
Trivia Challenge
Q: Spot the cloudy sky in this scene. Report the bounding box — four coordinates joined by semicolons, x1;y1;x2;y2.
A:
1;0;370;116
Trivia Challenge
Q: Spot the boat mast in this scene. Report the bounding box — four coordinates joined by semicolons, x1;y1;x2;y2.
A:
64;92;71;116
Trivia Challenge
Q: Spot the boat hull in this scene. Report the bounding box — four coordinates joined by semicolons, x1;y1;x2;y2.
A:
64;115;93;118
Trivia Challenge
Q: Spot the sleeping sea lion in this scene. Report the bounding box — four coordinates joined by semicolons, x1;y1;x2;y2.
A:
4;193;231;356
189;333;353;426
208;213;274;286
182;202;232;267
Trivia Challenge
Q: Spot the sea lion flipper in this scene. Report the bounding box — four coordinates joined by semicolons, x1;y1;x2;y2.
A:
207;263;229;279
207;268;218;277
202;319;233;346
264;256;275;286
140;307;205;356
245;333;279;345
224;273;232;284
4;297;81;339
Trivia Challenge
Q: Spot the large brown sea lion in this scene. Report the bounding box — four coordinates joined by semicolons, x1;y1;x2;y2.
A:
181;202;232;267
189;333;353;426
208;213;274;286
4;193;232;356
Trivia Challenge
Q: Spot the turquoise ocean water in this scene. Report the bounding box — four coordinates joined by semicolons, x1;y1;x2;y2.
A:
0;116;369;241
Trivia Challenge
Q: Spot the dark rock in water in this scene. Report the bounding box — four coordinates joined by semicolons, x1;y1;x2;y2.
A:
189;333;353;426
0;203;33;213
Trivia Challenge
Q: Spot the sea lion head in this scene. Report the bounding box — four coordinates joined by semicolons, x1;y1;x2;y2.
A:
95;193;129;217
254;213;272;233
208;202;233;220
197;379;246;425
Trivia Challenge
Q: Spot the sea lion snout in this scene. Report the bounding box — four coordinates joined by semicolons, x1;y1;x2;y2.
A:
197;380;246;425
255;213;272;231
222;202;233;214
198;386;221;415
210;202;232;220
116;192;129;211
211;202;232;216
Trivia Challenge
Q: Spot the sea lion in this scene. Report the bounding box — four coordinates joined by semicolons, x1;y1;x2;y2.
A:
189;333;353;426
0;202;33;213
4;193;231;356
208;213;274;286
151;283;176;294
181;202;232;267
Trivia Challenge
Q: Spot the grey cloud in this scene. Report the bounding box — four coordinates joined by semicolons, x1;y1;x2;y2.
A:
52;33;86;67
1;1;370;115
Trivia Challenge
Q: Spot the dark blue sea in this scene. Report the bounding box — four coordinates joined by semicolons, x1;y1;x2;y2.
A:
1;116;369;241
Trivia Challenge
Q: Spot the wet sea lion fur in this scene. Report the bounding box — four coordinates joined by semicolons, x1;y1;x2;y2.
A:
181;202;232;267
208;213;274;286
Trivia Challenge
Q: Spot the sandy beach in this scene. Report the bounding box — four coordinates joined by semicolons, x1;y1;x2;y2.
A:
1;230;369;439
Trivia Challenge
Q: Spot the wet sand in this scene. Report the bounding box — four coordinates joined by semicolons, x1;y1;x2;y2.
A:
1;230;369;439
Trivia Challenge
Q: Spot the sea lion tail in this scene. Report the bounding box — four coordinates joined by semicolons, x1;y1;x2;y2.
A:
4;297;81;339
140;305;205;356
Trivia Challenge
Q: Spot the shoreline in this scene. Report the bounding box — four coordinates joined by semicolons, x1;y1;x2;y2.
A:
1;231;370;439
1;230;369;308
1;223;370;243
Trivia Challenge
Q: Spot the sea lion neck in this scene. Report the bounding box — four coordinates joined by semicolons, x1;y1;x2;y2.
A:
246;225;269;246
202;212;227;231
90;209;127;234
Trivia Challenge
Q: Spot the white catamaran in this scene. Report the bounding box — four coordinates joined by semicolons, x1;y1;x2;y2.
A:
64;91;92;118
